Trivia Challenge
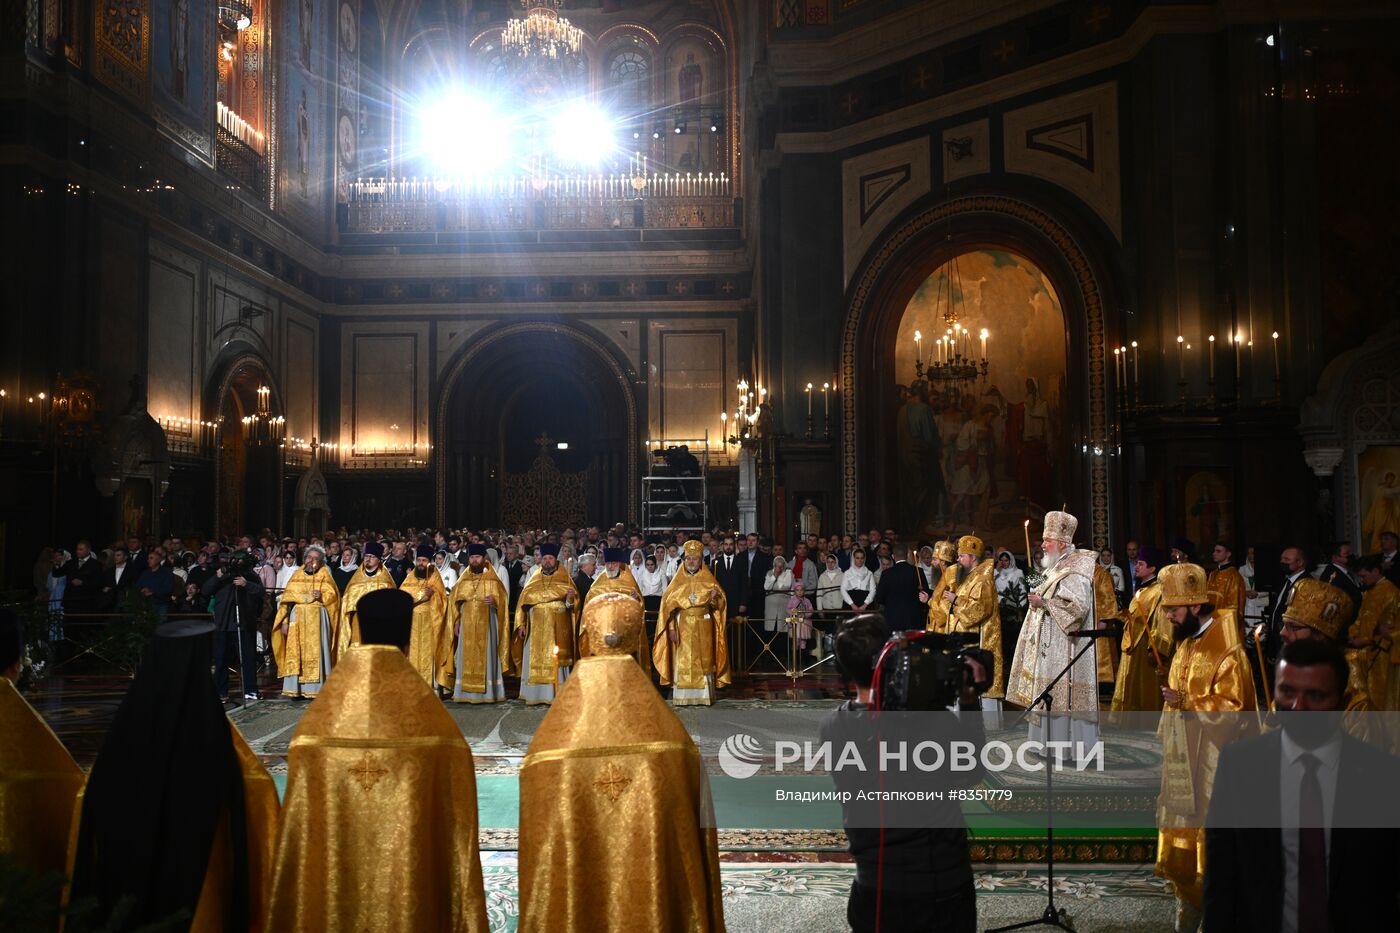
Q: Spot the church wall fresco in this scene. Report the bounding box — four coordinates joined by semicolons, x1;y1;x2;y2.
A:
1359;447;1400;554
151;0;215;163
892;249;1067;547
276;0;335;238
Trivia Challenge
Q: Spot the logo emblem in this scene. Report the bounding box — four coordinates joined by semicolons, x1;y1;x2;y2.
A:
718;733;764;779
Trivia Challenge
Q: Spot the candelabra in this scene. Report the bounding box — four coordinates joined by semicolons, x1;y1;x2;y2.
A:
241;385;286;447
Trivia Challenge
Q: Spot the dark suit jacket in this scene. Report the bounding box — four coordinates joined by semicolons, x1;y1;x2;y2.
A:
714;553;748;615
745;551;773;616
1204;730;1400;932
872;561;926;632
61;556;105;612
100;561;140;609
1317;563;1363;624
571;570;593;604
1266;571;1307;658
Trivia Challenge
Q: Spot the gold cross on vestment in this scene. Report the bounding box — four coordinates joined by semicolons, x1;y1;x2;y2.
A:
594;761;632;802
349;751;389;791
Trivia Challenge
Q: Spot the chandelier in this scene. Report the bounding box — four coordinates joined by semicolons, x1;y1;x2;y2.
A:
912;254;990;398
502;0;583;60
241;385;286;447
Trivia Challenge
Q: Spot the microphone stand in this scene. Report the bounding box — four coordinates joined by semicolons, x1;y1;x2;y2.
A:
986;624;1114;933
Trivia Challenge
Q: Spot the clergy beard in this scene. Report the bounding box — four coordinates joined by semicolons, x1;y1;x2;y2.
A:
607;569;620;578
1040;549;1062;571
955;564;971;586
414;566;428;579
364;567;377;576
1172;611;1202;641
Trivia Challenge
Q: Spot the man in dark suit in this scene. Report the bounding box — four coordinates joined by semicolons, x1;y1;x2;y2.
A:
572;553;596;604
871;543;928;633
61;540;105;613
714;535;747;619
99;546;140;610
1204;637;1400;932
1316;541;1362;623
1265;546;1311;663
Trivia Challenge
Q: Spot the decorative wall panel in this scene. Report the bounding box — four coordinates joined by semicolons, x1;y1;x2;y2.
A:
94;0;150;104
1004;83;1122;242
842;137;930;287
151;0;214;163
341;324;429;461
942;118;990;184
648;322;736;450
147;244;201;422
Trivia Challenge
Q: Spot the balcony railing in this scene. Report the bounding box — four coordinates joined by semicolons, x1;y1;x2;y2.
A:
341;174;736;235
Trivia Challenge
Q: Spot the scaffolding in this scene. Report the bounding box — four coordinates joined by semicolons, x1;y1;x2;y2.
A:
642;434;710;535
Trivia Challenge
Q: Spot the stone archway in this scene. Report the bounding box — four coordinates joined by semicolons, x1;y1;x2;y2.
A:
434;322;640;527
840;195;1115;547
206;351;286;538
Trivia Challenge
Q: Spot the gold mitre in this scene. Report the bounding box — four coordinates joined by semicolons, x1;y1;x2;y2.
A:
957;535;984;557
1282;579;1354;641
934;540;957;563
581;592;645;656
1043;510;1078;543
683;539;704;558
1159;563;1209;607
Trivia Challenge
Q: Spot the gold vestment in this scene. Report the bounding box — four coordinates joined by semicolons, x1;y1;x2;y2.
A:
1206;565;1247;619
0;677;83;886
1347;577;1399;710
1154;609;1257;908
265;645;488;932
400;565;454;690
1094;565;1121;683
338;565;397;656
1008;549;1101;711
653;565;731;703
451;567;512;695
582;568;649;672
1112;579;1174;712
513;568;580;686
949;559;1004;698
519;596;725;932
926;564;956;633
272;565;341;686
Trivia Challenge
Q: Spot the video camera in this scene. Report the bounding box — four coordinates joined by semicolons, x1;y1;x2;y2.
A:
873;630;996;711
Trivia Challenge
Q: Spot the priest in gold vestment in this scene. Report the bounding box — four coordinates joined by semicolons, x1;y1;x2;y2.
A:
1154;563;1256;930
1205;542;1247;619
1007;513;1100;738
581;546;649;672
1094;563;1122;686
338;540;396;656
273;545;341;697
513;543;580;705
1112;547;1174;712
401;543;454;692
519;593;726;932
267;588;488;932
0;608;83;906
1349;557;1400;713
654;539;730;706
945;534;1005;704
451;543;512;703
925;540;958;633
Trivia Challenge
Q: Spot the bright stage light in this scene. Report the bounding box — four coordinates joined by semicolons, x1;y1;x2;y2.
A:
417;93;512;176
549;105;615;166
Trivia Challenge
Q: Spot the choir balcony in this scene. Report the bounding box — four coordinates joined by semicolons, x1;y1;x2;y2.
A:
337;174;740;250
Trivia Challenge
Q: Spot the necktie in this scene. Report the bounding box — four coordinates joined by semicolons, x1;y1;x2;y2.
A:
1297;753;1328;933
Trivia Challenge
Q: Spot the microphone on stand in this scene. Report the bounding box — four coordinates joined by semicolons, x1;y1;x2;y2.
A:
1068;620;1124;639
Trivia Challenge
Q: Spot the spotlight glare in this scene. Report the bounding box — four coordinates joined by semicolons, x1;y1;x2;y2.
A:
550;105;614;166
418;93;511;177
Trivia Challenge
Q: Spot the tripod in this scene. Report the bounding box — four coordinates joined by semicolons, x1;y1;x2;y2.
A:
986;631;1104;933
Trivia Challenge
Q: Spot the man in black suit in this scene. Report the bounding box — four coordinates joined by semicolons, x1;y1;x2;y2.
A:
1265;546;1311;664
99;546;140;610
61;540;105;613
714;535;747;620
871;542;928;633
1204;637;1400;932
572;552;596;604
1316;541;1362;622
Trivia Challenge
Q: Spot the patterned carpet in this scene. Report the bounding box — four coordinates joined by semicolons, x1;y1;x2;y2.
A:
479;855;1174;932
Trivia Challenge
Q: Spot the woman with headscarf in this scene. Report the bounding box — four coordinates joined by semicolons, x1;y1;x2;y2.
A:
763;555;794;635
634;551;668;624
433;549;458;591
69;620;279;931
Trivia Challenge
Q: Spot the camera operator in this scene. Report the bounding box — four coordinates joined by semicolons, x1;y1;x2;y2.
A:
202;549;264;705
819;614;990;933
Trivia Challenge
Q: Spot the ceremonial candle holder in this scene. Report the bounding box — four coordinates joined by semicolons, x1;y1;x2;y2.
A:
805;414;814;440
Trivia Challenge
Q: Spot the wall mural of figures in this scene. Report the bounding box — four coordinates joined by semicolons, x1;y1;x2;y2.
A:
662;35;722;175
892;250;1067;547
1359;446;1400;553
152;0;214;160
278;0;334;234
334;0;359;203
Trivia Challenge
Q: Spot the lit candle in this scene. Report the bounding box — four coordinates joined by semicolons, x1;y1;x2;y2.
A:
1208;335;1216;381
1272;331;1281;380
1114;347;1122;388
980;328;988;359
1131;341;1139;392
1177;335;1185;380
806;382;813;417
1024;520;1033;569
822;382;830;419
915;330;922;365
553;644;560;687
1234;333;1243;381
